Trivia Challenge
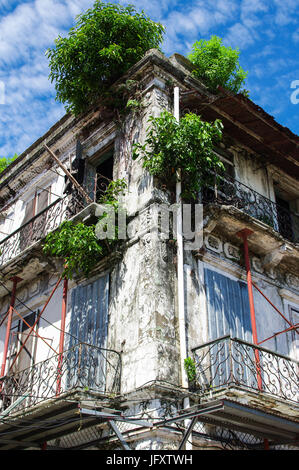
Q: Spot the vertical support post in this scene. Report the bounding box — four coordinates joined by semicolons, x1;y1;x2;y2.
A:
238;229;270;451
264;439;270;450
56;277;68;396
0;276;22;378
174;86;188;390
236;229;262;391
174;87;192;450
94;172;98;202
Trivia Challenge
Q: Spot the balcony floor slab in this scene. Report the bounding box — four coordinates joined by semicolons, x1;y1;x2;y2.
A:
0;388;119;450
193;396;299;446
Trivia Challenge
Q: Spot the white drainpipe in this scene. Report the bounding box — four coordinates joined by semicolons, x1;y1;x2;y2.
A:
174;87;189;390
174;87;192;450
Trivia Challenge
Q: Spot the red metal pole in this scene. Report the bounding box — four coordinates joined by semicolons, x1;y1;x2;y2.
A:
56;277;68;396
8;276;62;374
1;276;22;378
237;229;263;391
12;307;58;355
252;281;299;335
258;323;299;346
264;438;270;450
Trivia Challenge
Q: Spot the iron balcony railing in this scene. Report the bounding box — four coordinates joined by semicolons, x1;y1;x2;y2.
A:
0;172;112;267
192;336;299;403
0;194;85;267
0;342;121;413
201;173;299;243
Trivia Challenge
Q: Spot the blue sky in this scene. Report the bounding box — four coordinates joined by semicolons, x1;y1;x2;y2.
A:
0;0;298;158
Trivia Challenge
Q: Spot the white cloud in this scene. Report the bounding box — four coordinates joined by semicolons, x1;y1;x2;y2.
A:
224;22;255;49
273;0;298;26
241;0;269;20
293;29;299;43
0;0;100;157
162;0;239;55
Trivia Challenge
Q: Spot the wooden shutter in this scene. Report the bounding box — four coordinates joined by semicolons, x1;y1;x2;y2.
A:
203;268;254;388
21;198;35;225
204;268;252;342
67;274;109;391
9;311;37;374
68;274;109;348
36;188;49;213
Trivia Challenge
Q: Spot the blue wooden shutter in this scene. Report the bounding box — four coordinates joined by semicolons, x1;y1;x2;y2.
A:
67;274;109;391
204;268;252;342
204;268;255;389
68;273;109;348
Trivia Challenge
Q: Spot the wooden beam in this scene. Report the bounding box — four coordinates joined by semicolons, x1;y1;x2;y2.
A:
44;144;93;204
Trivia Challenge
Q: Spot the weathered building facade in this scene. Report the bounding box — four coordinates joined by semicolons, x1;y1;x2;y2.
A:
0;49;298;450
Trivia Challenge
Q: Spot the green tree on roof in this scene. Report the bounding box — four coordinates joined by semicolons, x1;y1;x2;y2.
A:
0;154;18;175
46;1;165;115
188;35;248;95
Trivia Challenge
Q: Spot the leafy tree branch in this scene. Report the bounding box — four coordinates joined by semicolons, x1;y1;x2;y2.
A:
46;1;164;115
133;111;224;200
188;35;248;96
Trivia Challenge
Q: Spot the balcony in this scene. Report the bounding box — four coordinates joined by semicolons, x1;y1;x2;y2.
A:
0;195;85;269
0;172;112;269
201;173;299;244
192;336;298;405
0;342;121;413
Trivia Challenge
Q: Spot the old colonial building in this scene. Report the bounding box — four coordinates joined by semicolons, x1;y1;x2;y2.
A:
0;49;298;450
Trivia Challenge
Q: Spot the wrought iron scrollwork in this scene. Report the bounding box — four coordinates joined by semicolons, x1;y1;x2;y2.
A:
0;342;121;413
192;336;298;403
201;173;298;243
0;193;86;266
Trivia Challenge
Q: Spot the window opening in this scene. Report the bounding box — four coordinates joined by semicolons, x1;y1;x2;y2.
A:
9;311;38;375
275;193;294;241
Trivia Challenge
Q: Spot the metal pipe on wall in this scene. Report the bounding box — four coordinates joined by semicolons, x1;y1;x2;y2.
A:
237;228;263;391
174;86;188;390
0;276;22;378
174;87;192;451
56;277;68;396
237;229;270;450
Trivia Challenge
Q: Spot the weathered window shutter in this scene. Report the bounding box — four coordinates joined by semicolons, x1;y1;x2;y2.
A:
67;274;109;392
203;268;254;388
204;268;252;342
68;274;109;348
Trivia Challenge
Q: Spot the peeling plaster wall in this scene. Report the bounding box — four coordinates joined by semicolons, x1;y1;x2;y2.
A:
108;226;178;394
233;149;271;199
101;81;181;394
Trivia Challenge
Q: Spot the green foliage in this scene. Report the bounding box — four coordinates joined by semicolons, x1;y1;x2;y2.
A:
46;1;164;115
43;179;128;279
98;178;127;209
188;36;248;95
126;99;142;111
184;357;197;383
0;154;18;175
43;221;104;279
95;178;128;241
133;111;224;199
